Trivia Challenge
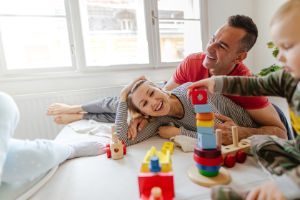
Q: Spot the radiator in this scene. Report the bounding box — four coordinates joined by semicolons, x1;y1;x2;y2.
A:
12;86;122;140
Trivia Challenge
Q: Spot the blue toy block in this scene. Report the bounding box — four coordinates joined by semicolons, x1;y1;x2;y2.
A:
195;163;221;173
194;104;212;113
197;127;214;135
198;134;217;149
149;156;161;173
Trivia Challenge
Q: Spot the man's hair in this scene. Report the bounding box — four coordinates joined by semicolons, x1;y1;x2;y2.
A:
271;0;300;26
227;15;258;52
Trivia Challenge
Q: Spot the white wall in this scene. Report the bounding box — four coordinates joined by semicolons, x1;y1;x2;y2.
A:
206;0;255;68
252;0;285;73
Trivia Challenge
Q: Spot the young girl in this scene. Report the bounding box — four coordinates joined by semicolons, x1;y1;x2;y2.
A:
188;0;300;199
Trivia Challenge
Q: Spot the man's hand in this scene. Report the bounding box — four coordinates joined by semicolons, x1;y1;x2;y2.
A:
127;117;149;140
246;181;286;200
158;126;180;139
215;113;238;145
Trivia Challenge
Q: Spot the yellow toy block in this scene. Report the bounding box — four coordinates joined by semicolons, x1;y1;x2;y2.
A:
140;144;173;173
196;120;214;127
161;142;174;155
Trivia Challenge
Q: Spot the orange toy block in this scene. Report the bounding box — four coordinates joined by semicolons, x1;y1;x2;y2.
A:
196;113;214;121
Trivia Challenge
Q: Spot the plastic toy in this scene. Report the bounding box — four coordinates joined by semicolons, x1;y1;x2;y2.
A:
138;142;175;200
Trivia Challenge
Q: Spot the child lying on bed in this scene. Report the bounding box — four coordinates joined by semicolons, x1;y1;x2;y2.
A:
0;92;105;192
188;0;300;199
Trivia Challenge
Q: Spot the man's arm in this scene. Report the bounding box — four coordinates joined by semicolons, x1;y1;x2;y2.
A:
215;105;287;145
241;105;287;139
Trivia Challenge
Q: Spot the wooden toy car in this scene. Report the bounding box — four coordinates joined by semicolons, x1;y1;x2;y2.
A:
106;126;126;160
218;127;250;168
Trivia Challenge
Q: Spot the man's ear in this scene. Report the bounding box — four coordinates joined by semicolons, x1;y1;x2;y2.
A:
235;52;247;63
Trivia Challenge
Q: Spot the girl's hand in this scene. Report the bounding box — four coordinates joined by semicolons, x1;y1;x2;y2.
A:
120;76;146;101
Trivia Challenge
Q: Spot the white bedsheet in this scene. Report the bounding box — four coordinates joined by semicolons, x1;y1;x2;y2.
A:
29;120;271;200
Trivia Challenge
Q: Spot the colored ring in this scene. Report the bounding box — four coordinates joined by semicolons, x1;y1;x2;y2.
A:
194;146;221;158
195;163;220;173
199;169;219;177
193;153;223;166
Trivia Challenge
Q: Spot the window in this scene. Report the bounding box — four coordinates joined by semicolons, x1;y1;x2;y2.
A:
0;0;72;70
0;0;204;74
157;0;202;63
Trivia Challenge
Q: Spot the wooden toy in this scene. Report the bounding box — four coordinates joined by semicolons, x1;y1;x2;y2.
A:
138;142;175;200
106;126;126;160
187;89;231;187
189;89;208;104
220;126;250;168
194;104;212;113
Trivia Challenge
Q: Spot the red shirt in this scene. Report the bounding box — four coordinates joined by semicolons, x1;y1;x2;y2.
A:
173;52;269;109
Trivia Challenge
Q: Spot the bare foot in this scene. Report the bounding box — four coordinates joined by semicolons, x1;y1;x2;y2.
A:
47;103;82;115
54;113;84;124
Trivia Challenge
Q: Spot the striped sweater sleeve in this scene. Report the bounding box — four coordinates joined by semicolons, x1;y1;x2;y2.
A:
115;101;163;146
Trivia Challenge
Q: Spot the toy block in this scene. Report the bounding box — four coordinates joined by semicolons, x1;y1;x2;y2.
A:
196;113;214;120
195;163;221;172
149;156;161;173
161;142;174;155
193;154;223;166
197;127;214;135
110;141;124;160
141;146;172;173
138;172;174;200
106;126;126;160
194;104;212;113
198;133;217;149
199;169;219;177
189;89;208;105
194;147;221;159
196;120;214;128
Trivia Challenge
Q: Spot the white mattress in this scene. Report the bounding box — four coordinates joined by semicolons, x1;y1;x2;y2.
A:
28;120;270;200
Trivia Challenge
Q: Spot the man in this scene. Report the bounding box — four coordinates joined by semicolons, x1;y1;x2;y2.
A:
47;15;286;144
160;15;286;143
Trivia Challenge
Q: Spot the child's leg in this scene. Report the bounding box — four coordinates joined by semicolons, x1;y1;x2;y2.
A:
1;139;105;184
0;92;20;182
1;139;71;184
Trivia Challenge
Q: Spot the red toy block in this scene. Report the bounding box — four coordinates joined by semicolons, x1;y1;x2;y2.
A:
194;146;221;159
138;172;175;200
189;89;208;105
193;153;223;166
196;113;214;120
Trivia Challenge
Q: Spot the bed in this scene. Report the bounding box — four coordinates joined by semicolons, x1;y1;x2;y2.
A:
24;120;271;200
